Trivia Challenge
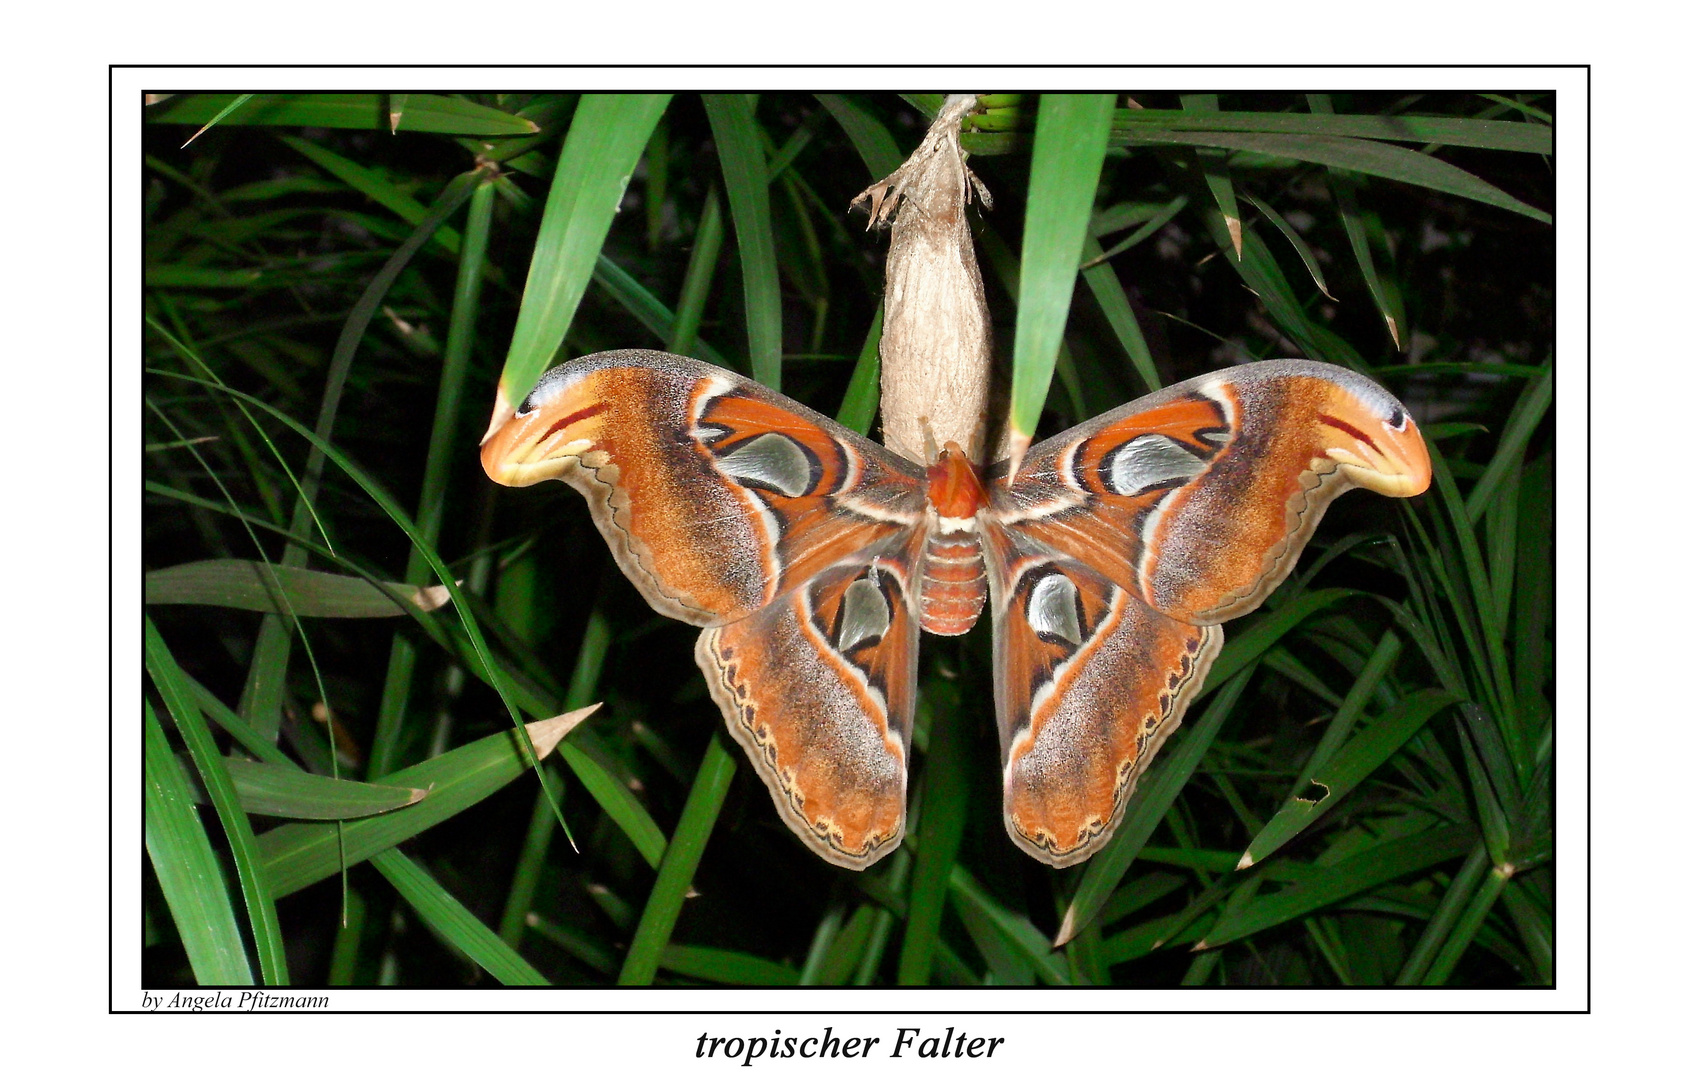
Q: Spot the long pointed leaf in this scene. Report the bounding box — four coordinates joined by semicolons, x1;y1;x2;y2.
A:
497;94;672;412
1008;94;1115;463
617;734;739;985
1239;688;1461;868
145;700;255;986
704;94;783;390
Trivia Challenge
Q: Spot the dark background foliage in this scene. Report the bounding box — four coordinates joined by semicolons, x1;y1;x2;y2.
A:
143;92;1554;988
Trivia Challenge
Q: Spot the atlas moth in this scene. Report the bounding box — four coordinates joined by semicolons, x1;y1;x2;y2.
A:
481;351;1429;869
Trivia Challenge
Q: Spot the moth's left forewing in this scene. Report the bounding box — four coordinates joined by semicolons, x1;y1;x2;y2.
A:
697;542;924;870
480;351;928;627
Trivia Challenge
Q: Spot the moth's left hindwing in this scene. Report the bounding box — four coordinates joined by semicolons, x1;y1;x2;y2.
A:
699;543;924;868
483;351;931;867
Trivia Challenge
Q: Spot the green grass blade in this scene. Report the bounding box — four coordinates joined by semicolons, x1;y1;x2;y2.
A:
1262;644;1347;707
668;187;726;358
1484;455;1521;644
499;94;672;408
147;559;448;617
498;599;626;942
1464;359;1552;524
1130;129;1550;224
1200;824;1475;948
595;254;730;367
1511;451;1554;742
1502;876;1554;984
174;93;254;146
1333;189;1401;347
1088;194;1188;265
1242;190;1335;301
703;94;783;389
949;867;1072;985
148;477;579;726
1078;235;1161;394
1184;877;1261;984
1239;688;1461;869
499;766;569;948
854;873;906;984
798;905;846;985
617;733;739;985
525;911;618;975
1310;94;1403;348
371;175;496;778
219;760;425;819
1109;107;1552;153
148;357;591;852
897;684;970;985
809;904;882;986
954;892;1037;984
1288;629;1401;780
324;887;368;985
1008;93;1115;455
1097;870;1189;928
370;849;550;985
645;114;671;249
1426;445;1516;724
1393;840;1491;984
901;94;945;119
814;94;905;178
1061;912;1110;986
148;93;539;136
279;134;463;256
835;304;884;435
147;618;288;984
1182;95;1242;260
258;710;592;897
559;738;668;867
1164;157;1361;369
1456;709;1515;866
1204;588;1357;694
1420;863;1510;985
1099;874;1239;963
181;672;297;768
661;944;800;985
145;699;255;986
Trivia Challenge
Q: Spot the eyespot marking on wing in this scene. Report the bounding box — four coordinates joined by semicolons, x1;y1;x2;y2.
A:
715;432;816;498
1026;571;1083;647
837;574;892;653
1101;434;1209;496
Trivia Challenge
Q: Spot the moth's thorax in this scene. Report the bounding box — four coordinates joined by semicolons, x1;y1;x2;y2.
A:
925;442;988;518
920;443;988;636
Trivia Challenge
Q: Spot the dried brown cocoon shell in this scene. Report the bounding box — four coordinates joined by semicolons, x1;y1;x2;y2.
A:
853;94;1003;466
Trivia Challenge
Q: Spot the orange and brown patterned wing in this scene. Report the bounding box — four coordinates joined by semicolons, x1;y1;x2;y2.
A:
983;528;1221;867
697;541;925;869
483;350;930;869
482;350;929;627
990;358;1431;625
